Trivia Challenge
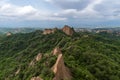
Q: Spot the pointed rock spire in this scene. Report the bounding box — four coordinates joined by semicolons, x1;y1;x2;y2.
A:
62;25;74;36
52;54;72;80
36;53;42;61
52;47;62;55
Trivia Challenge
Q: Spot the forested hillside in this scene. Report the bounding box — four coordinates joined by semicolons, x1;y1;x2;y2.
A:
0;27;120;80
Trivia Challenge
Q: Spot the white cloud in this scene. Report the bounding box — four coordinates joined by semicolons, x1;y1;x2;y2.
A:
52;0;103;20
45;0;81;2
81;0;103;13
0;0;66;21
44;0;104;21
94;0;120;20
48;0;120;22
45;0;93;10
1;0;120;23
0;4;37;17
0;0;8;4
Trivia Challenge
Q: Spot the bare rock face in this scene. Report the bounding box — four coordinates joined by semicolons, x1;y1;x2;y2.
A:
31;76;43;80
15;68;20;76
62;25;74;36
52;54;72;80
29;53;42;66
29;59;35;66
43;28;57;35
52;47;62;55
36;53;42;61
6;32;12;36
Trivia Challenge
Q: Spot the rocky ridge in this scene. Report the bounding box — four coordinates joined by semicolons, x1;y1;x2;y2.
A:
43;28;57;35
51;47;72;80
43;25;74;36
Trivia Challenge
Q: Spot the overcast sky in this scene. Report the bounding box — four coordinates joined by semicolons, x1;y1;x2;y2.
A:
0;0;120;28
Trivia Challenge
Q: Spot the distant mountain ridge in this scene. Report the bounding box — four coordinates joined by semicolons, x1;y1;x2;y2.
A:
0;27;38;34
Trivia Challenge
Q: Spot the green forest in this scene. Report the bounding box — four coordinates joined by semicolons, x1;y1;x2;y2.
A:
0;29;120;80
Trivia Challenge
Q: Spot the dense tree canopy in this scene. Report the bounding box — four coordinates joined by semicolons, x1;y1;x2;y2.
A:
0;30;120;80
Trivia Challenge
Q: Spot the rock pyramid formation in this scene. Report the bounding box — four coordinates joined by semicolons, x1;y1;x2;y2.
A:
51;51;72;80
62;25;74;36
52;47;62;55
30;48;72;80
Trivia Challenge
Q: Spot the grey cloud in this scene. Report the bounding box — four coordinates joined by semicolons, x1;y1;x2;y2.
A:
94;0;120;18
0;1;67;21
46;0;94;10
51;0;120;21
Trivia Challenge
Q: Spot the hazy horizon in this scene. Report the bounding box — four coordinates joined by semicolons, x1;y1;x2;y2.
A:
0;0;120;28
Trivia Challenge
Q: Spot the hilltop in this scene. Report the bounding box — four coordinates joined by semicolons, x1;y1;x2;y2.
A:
0;26;120;80
43;25;74;36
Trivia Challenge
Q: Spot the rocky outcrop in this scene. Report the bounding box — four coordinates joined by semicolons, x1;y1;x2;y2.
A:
6;32;12;36
51;54;72;80
30;46;72;80
43;28;57;35
52;47;62;55
43;25;74;35
31;76;43;80
62;25;74;36
36;53;42;61
15;68;20;76
29;53;42;66
29;60;35;66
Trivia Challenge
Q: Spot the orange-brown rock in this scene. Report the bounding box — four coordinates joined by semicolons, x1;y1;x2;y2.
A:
43;28;56;35
31;76;43;80
52;47;62;55
36;53;42;61
62;25;74;36
51;54;72;80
